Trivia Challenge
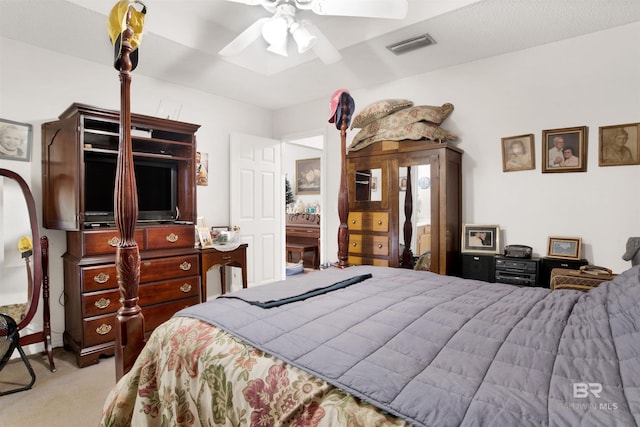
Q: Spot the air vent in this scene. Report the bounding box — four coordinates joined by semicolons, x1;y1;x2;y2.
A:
386;33;436;55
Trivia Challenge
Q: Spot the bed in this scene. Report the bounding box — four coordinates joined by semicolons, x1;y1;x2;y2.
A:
101;264;640;426
104;13;639;426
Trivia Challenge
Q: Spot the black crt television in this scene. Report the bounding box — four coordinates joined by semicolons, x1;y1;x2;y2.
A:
84;152;178;225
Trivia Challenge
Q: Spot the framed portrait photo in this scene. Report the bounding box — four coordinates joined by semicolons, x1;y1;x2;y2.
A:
197;226;215;248
501;134;535;172
598;122;640;167
542;126;588;173
547;236;582;260
296;157;320;195
0;118;32;162
462;224;500;254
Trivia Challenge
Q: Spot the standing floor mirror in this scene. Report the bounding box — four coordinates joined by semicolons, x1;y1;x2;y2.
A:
0;168;54;396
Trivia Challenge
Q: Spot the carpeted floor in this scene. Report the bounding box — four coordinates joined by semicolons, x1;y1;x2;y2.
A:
0;347;116;427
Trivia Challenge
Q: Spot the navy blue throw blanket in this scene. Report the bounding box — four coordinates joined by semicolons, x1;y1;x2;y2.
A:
220;273;372;308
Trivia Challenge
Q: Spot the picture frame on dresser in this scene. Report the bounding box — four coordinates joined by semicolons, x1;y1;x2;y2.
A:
547;236;582;259
462;224;500;254
0;118;32;162
198;226;215;248
598;122;640;167
542;126;588;173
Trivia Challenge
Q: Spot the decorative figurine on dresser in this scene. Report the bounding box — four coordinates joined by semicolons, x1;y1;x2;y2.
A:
42;103;201;367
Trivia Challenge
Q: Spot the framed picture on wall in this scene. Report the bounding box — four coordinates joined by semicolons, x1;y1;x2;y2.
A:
501;133;535;172
296;157;320;195
598;122;640;167
0;118;32;162
461;224;500;254
542;126;588;173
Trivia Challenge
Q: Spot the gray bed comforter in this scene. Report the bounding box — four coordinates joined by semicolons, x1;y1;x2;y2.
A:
178;265;640;427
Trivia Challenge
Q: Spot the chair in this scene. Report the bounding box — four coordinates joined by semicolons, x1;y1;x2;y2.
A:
0;313;36;395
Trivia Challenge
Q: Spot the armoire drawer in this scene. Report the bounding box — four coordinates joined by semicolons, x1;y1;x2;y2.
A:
78;229;145;257
82;295;200;348
82;276;200;317
82;264;119;292
348;212;388;232
348;256;389;267
348;234;389;256
146;225;195;250
140;254;199;282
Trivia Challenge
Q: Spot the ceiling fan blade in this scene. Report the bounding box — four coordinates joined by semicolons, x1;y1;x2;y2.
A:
219;17;270;57
222;0;265;5
309;0;408;19
303;20;341;64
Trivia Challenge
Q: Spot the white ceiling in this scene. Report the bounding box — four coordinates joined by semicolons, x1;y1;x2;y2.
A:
1;0;639;110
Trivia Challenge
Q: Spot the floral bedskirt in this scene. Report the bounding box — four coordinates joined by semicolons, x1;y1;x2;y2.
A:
100;316;411;427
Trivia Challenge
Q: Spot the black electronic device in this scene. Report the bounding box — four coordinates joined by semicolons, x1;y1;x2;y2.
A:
495;255;540;287
504;244;532;259
84;152;178;225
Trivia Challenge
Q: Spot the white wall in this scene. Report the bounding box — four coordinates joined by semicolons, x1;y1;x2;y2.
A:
274;22;640;274
0;37;273;352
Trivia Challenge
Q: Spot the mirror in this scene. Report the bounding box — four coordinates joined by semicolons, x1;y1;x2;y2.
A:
0;168;54;375
0;172;38;329
399;164;431;258
355;168;382;202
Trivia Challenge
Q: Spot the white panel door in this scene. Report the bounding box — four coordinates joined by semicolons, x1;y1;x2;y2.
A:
230;132;283;287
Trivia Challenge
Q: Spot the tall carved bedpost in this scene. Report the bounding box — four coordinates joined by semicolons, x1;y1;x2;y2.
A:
329;90;355;269
108;0;146;380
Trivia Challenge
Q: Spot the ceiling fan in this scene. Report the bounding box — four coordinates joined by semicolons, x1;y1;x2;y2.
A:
219;0;408;64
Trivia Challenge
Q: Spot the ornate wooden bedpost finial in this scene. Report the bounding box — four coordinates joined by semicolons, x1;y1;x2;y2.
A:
328;90;354;269
107;0;147;380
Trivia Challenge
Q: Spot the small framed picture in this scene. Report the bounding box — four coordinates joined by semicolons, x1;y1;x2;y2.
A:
598;123;640;167
197;226;214;248
210;226;229;242
542;126;588;173
501;134;535;172
547;236;582;260
462;224;500;254
0;118;32;162
399;176;407;191
196;151;209;186
296;157;320;195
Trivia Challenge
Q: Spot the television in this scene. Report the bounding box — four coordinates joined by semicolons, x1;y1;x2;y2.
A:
84;152;178;225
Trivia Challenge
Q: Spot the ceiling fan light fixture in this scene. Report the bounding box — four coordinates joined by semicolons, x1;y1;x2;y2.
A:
386;33;437;55
262;15;289;55
290;22;317;53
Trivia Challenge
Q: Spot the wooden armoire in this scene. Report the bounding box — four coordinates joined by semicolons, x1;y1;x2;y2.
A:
346;140;462;274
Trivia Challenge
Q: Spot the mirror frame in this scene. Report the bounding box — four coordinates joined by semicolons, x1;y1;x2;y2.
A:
0;168;42;331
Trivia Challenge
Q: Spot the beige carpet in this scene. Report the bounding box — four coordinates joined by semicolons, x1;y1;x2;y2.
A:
0;347;117;427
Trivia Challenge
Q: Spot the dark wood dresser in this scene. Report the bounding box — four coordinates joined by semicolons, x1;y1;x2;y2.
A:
286;213;320;269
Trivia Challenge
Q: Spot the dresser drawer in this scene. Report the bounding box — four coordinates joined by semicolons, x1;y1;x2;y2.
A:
83;289;120;317
146;225;195;250
140;254;199;282
139;276;200;305
81;229;145;256
82;264;118;292
82;295;200;348
348;234;389;256
348;212;388;232
348;256;389;267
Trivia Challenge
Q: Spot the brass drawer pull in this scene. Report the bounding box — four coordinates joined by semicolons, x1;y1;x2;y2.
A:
351;219;357;224
352;242;358;247
94;298;111;309
166;233;179;243
180;283;192;293
377;220;383;225
96;324;112;335
94;272;110;284
377;244;383;249
222;255;231;260
180;261;192;271
108;237;120;247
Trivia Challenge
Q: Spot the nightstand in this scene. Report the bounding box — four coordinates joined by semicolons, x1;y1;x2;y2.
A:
461;254;495;282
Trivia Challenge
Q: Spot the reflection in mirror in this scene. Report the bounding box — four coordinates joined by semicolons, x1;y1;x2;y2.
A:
399;164;431;257
355;168;382;202
0;176;32;325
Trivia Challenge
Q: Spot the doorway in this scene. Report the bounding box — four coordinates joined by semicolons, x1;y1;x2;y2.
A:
283;135;325;269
